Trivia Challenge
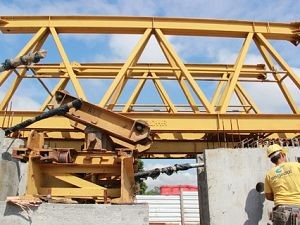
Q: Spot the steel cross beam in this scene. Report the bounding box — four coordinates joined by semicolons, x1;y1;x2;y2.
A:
1;112;299;133
1;16;300;43
25;63;267;79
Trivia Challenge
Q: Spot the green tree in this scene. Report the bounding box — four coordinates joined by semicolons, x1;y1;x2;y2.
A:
145;186;160;195
136;159;148;194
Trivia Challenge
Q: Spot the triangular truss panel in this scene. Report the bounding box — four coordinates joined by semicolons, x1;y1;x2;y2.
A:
0;16;299;156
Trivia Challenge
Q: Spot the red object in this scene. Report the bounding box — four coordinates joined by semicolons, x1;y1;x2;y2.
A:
160;185;198;195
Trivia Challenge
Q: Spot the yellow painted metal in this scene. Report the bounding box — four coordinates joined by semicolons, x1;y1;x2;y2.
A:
151;72;177;113
155;33;200;113
0;71;24;111
26;63;267;78
1;27;47;110
22;143;131;201
2;15;298;202
50;27;87;100
55;90;151;145
0;16;299;158
235;83;260;113
254;36;300;114
99;28;152;108
155;28;215;113
54;174;106;188
1;112;299;133
0;27;48;110
111;156;135;203
0;27;47;87
105;31;151;110
122;72;148;112
256;33;300;90
41;163;120;174
1;16;299;43
26;159;43;196
218;32;254;113
39;77;69;111
74;154;116;165
211;73;227;107
39;188;119;198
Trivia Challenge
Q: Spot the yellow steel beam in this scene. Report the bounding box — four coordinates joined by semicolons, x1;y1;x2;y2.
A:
41;164;120;174
148;140;235;154
155;28;214;113
235;83;260;113
54;174;106;189
1;112;299;133
1;16;299;43
122;72;148;112
256;33;300;90
99;28;152;108
218;32;254;113
234;87;250;113
0;27;48;87
156;34;199;113
39;187;119;197
211;73;227;107
0;28;49;110
39;77;69;111
26;63;267;79
50;27;87;100
254;36;300;114
0;71;24;110
151;72;177;113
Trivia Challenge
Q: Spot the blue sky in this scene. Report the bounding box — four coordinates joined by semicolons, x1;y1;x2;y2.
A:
0;0;300;189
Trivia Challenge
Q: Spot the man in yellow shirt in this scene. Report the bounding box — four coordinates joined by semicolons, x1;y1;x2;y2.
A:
264;144;300;225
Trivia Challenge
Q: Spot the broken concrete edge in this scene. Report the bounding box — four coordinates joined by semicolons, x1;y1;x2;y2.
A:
0;201;149;225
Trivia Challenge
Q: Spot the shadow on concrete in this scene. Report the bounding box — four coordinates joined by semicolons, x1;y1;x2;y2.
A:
4;202;38;225
244;188;265;225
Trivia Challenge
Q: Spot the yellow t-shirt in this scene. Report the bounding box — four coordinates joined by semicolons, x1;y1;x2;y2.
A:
264;162;300;206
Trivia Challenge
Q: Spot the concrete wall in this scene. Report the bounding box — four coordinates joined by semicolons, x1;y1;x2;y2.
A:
0;130;26;200
0;202;149;225
198;147;300;225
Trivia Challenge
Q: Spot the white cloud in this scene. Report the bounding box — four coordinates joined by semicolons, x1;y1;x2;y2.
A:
0;92;40;111
0;0;157;16
109;34;140;61
94;34;168;63
144;171;197;190
241;68;300;113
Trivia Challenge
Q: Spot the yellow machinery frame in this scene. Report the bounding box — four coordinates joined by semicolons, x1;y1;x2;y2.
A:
0;16;299;158
11;90;152;203
0;15;299;202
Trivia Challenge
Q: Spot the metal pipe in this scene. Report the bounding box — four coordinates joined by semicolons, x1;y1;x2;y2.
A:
135;162;204;180
4;98;82;136
0;50;47;72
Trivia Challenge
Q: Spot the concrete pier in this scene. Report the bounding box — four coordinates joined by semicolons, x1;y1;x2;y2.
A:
0;130;26;200
0;202;149;225
198;147;300;225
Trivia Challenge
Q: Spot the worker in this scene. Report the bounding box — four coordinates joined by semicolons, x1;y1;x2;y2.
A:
264;144;300;225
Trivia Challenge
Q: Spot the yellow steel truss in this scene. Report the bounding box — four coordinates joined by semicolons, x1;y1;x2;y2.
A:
0;16;299;157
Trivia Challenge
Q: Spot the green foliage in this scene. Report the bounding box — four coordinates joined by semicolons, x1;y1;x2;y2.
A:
137;159;144;171
144;186;160;195
136;159;148;195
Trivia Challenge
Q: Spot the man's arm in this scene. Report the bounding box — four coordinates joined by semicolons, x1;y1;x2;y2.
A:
264;175;274;201
265;193;274;201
